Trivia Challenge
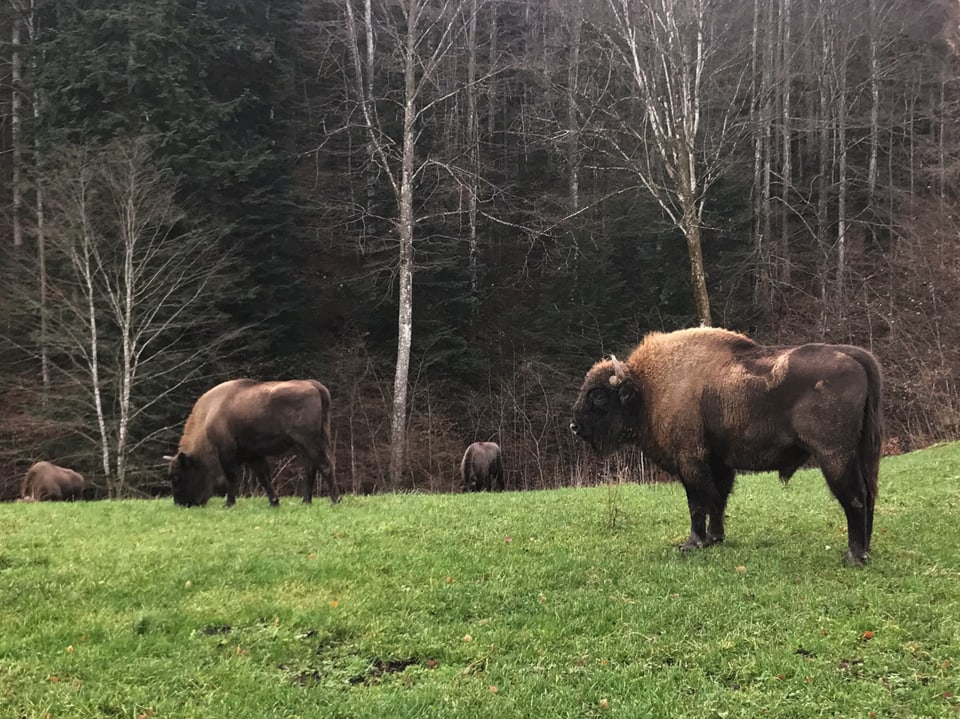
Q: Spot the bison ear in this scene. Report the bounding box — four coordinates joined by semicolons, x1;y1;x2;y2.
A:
618;380;638;406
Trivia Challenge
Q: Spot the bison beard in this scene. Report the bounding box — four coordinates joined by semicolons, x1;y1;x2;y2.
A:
570;327;882;566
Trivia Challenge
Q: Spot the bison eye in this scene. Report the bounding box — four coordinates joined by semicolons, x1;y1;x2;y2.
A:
588;388;608;408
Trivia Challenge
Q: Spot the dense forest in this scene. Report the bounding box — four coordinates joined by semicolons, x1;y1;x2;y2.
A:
1;0;958;499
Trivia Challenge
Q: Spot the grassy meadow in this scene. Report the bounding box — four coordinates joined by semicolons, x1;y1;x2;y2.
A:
1;443;959;718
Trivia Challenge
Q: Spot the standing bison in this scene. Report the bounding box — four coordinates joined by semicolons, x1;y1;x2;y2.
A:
570;327;882;565
165;379;339;507
21;461;85;501
461;442;504;492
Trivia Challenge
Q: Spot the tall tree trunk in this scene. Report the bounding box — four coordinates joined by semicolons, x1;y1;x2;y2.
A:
11;13;23;248
836;45;848;326
780;0;793;287
683;207;711;326
566;0;582;213
466;0;480;321
36;112;48;394
867;0;879;206
816;1;831;334
388;3;420;488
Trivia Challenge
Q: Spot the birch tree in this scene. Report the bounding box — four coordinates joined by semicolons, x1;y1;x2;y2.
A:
341;0;481;486
600;0;746;326
40;140;234;496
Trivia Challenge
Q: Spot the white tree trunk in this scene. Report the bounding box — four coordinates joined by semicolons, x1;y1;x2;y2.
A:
11;14;23;248
388;1;421;487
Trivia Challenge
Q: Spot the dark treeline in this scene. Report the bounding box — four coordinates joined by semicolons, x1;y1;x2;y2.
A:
1;0;958;499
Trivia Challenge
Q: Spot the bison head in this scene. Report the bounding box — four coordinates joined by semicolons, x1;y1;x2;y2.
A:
165;451;212;507
570;355;637;456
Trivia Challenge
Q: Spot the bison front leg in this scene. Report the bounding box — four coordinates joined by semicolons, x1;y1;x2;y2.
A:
678;462;725;551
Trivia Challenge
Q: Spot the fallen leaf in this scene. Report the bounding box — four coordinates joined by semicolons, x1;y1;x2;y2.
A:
66;645;74;653
307;553;317;560
445;576;454;584
944;691;954;699
427;659;438;669
184;580;192;588
600;698;609;709
776;673;786;681
489;685;498;694
49;676;60;683
329;599;340;607
504;536;512;543
463;634;473;642
862;630;875;640
539;594;547;603
735;565;747;573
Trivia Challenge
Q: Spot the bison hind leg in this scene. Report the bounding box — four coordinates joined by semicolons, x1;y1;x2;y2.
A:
706;464;735;545
818;455;871;565
248;457;280;507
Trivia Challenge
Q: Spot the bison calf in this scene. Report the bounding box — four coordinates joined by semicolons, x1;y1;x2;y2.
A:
461;442;504;492
570;327;882;565
21;461;85;501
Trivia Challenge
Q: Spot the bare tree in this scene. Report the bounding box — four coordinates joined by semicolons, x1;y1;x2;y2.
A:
341;0;482;486
599;0;747;326
39;140;235;496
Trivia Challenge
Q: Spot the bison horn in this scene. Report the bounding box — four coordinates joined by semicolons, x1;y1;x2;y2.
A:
609;354;625;386
162;455;176;462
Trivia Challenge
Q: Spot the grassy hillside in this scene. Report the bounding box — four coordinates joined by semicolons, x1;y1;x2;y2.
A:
2;443;959;718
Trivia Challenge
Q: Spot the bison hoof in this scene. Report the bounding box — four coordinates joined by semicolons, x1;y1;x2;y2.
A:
680;535;722;551
843;549;869;566
301;498;312;505
270;499;280;508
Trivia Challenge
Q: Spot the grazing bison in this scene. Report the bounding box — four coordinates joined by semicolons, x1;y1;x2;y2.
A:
461;442;504;492
570;327;882;565
21;461;85;501
165;379;339;507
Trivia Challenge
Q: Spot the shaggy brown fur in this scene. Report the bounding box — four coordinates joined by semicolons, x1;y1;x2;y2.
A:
461;442;504;492
165;379;338;507
21;461;85;501
570;327;883;565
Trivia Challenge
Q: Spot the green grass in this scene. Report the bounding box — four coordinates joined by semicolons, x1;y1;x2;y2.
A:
2;444;960;719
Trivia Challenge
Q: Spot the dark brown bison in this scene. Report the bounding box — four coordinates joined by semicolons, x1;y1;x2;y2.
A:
21;461;85;501
165;379;339;507
570;327;882;565
461;442;504;492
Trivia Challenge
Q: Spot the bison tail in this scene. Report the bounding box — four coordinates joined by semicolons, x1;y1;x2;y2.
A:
20;467;34;499
843;347;883;502
317;382;336;478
